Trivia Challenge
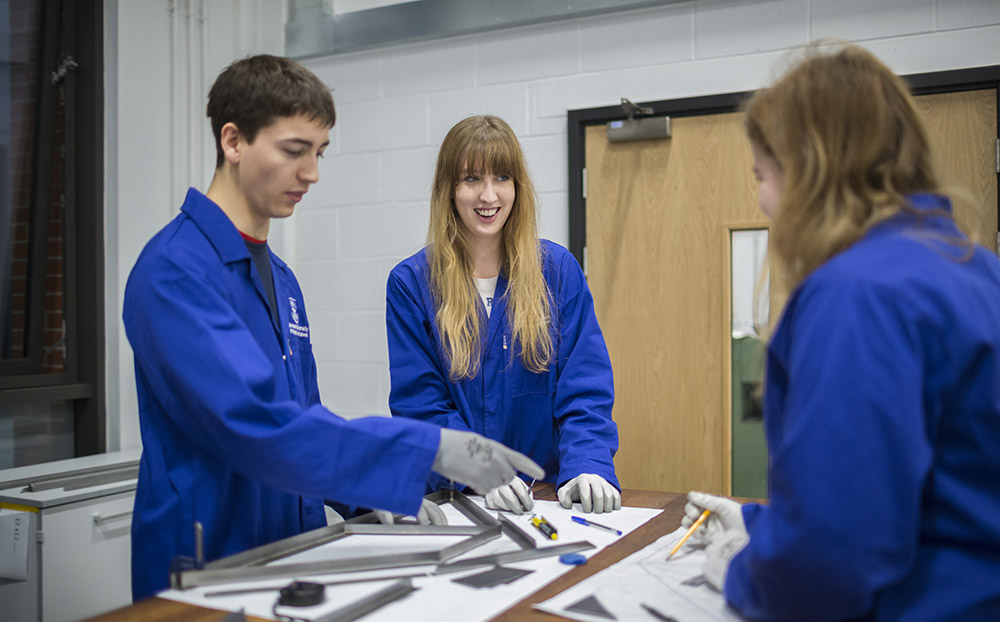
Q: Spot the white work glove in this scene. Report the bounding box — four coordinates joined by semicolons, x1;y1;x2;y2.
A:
684;491;749;591
374;498;448;526
681;491;747;543
484;476;534;514
432;428;545;495
557;473;622;514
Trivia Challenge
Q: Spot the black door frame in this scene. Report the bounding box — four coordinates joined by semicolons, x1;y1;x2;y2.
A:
567;65;1000;265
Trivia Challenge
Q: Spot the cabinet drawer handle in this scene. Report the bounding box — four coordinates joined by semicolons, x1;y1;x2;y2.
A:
93;510;132;526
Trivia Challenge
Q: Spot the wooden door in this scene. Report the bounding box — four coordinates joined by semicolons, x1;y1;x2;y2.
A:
585;112;759;494
584;89;998;495
916;89;998;246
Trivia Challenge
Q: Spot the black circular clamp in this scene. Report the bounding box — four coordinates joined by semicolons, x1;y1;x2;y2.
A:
278;580;325;607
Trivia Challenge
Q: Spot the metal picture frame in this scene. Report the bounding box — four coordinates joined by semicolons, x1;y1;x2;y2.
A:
171;490;503;590
172;490;597;621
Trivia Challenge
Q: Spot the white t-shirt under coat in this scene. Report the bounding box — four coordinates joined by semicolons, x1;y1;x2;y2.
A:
474;276;498;317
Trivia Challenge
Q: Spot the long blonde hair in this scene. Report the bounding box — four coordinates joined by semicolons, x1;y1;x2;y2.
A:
428;115;553;380
744;42;943;294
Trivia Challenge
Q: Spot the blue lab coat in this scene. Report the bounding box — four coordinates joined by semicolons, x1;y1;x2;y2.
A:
726;194;1000;621
123;189;439;601
386;239;618;492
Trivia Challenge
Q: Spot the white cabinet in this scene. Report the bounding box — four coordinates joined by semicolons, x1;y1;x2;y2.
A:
39;490;135;621
0;450;140;622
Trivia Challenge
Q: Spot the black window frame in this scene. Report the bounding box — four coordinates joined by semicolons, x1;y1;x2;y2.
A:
0;0;104;457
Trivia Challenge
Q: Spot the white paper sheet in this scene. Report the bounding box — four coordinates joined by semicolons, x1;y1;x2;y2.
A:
0;509;30;581
535;526;746;622
160;497;661;621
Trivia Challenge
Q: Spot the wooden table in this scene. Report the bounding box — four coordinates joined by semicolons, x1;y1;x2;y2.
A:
85;486;689;622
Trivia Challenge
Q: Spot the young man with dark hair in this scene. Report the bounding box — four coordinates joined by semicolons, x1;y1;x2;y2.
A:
123;55;542;601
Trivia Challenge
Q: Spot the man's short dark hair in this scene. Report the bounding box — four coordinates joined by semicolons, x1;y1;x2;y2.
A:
207;54;336;168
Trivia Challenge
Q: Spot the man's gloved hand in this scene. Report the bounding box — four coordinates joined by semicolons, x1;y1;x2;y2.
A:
557;474;621;513
375;498;448;526
432;428;545;495
681;491;747;543
484;476;534;514
684;491;749;591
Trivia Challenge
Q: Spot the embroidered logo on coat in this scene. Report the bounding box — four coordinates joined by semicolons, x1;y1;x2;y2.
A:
288;297;309;338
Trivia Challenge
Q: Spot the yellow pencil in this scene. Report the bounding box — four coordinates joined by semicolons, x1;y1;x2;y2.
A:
667;509;710;559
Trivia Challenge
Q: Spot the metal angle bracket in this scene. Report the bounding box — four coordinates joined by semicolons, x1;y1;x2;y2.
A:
435;510;596;575
434;540;596;575
496;512;537;550
310;578;418;622
171;490;500;590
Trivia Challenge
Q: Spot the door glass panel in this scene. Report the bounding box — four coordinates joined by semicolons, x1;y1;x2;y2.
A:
731;228;768;499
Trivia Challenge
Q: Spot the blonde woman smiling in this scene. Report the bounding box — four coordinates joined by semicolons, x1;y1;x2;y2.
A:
386;115;620;514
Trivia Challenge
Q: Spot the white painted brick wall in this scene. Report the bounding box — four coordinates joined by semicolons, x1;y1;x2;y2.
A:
315;153;380;206
338;204;429;258
695;0;809;58
427;84;530;142
317;363;391;418
294;0;1000;417
295;209;340;260
528;89;567;136
381;147;437;203
539;191;570;246
382;38;477;97
338;95;428;153
521;135;568;194
535;52;781;116
938;0;1000;30
812;0;935;41
381;147;438;204
296;258;401;312
476;22;579;86
310;55;382;104
863;25;1000;76
335;313;390;364
578;4;694;73
307;311;339;366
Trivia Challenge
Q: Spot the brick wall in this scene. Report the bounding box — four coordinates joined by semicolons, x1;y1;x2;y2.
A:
5;0;64;372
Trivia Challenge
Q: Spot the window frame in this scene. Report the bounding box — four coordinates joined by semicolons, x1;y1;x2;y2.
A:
0;0;105;457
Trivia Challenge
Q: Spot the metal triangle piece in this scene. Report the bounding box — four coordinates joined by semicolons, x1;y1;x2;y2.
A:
565;593;617;620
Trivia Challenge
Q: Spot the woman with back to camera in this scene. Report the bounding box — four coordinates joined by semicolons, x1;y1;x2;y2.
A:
682;42;1000;620
386;115;621;514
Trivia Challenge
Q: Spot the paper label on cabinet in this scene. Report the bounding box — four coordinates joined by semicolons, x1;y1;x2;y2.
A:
0;509;30;581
